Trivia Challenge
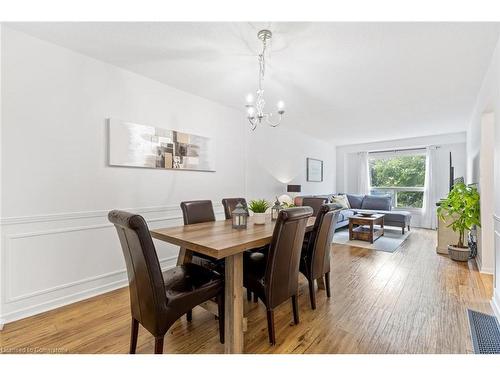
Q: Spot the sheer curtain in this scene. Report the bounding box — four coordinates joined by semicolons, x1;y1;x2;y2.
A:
357;151;370;195
422;146;438;229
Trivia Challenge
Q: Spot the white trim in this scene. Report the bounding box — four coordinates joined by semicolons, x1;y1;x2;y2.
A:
6;254;176;303
0;203;223;226
0;257;176;325
494;214;500;223
0;204;224;325
3;215;183;303
491;289;500;321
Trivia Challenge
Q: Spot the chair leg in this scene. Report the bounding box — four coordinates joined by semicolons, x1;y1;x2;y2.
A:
266;309;276;345
402;226;405;235
246;289;252;301
186;309;192;322
408;225;410;231
154;336;164;354
308;278;316;310
291;295;300;325
217;294;225;344
325;272;331;298
253;293;258;303
129;318;139;354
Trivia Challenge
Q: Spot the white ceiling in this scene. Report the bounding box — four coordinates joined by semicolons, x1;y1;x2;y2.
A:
8;22;500;145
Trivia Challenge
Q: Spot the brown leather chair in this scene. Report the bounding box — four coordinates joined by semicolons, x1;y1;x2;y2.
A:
243;206;313;345
300;203;339;309
222;197;264;303
301;197;329;217
180;200;221;269
108;210;224;354
180;200;216;224
222;198;249;220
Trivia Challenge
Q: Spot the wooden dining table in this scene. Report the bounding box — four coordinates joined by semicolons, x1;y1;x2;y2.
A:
150;215;316;354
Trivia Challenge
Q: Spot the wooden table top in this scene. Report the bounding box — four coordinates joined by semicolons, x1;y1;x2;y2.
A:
150;216;316;260
350;213;385;222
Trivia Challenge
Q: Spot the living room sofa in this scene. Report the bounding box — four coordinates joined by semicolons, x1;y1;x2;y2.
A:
295;193;412;234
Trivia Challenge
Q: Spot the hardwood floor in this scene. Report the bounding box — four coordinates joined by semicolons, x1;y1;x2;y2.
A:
0;229;493;354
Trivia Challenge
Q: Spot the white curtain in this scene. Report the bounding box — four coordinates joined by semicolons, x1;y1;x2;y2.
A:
422;146;438;229
357;151;370;195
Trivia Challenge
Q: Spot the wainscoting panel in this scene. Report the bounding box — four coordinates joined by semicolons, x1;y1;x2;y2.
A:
0;204;224;325
493;215;500;319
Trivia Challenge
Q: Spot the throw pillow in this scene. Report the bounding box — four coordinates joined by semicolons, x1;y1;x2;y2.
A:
331;194;351;209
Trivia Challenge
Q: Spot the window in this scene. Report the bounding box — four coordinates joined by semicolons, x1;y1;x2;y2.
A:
369;152;426;209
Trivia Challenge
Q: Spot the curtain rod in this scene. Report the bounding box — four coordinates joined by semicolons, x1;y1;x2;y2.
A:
368;146;438;155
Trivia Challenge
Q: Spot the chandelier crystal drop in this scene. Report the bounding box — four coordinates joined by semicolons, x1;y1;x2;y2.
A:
245;29;285;130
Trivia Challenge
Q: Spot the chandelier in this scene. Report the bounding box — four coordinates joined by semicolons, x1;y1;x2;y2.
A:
245;29;285;130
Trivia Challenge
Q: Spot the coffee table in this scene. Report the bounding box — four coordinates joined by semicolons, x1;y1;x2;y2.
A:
349;213;385;243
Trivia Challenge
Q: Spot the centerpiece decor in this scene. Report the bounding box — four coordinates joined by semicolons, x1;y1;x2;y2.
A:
271;197;283;221
231;202;248;229
437;182;480;261
248;199;270;225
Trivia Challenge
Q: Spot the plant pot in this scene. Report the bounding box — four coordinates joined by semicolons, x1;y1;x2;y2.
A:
448;244;470;262
253;212;268;225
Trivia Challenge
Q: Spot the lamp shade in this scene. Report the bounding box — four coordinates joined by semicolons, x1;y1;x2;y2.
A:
287;185;301;193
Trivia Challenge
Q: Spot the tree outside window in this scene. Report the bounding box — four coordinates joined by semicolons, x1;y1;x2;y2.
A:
369;154;426;209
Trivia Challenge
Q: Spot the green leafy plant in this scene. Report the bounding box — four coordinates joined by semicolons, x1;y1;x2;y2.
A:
437;182;480;248
248;199;270;213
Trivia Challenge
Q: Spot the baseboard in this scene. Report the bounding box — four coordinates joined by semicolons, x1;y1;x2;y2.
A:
0;258;176;326
475;256;494;275
491;289;500;320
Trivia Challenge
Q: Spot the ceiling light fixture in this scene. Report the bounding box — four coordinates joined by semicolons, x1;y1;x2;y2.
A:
245;29;285;130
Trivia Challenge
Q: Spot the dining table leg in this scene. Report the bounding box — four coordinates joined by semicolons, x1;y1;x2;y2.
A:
176;247;193;266
224;252;244;354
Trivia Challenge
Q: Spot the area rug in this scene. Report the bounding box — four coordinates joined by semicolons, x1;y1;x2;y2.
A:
332;227;410;253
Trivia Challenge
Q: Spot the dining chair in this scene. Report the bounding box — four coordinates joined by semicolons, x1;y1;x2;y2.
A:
301;197;329;217
221;198;249;220
179;200;224;320
180;200;221;268
108;210;225;354
300;203;339;309
222;197;270;303
243;206;313;345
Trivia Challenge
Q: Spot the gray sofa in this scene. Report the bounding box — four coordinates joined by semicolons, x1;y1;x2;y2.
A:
296;193;412;234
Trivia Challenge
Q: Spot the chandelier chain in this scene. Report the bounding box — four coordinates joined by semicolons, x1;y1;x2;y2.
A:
245;29;284;130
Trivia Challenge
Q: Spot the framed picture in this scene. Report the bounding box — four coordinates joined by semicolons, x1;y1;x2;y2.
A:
307;158;323;182
108;118;215;172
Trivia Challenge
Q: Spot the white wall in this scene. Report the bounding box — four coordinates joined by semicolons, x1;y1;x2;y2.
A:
336;132;467;228
0;27;336;325
466;34;500;317
0;27;248;324
245;124;335;200
0;24;4;328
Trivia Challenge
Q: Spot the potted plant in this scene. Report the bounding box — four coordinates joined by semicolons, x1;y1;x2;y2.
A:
437;182;480;261
248;199;270;225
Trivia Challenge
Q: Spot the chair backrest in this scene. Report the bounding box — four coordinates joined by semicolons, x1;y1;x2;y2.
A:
108;210;167;334
302;197;329;217
265;206;313;309
305;203;340;279
222;198;249;220
180;200;215;225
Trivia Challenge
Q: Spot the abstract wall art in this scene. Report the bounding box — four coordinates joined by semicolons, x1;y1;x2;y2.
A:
108;119;215;172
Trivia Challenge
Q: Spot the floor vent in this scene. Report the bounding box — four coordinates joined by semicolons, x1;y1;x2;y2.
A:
467;309;500;354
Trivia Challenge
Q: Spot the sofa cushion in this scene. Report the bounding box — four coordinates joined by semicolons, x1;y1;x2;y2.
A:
338;209;355;222
361;195;392;211
346;194;364;209
331;195;350;209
